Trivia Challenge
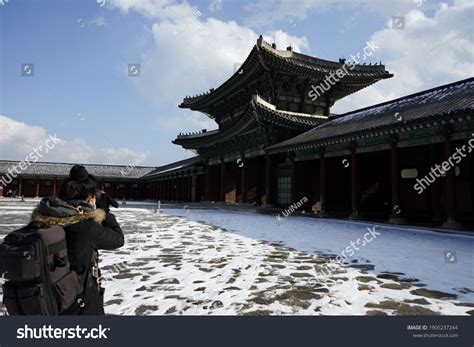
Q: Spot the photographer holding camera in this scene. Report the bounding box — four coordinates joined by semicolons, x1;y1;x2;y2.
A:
21;165;124;315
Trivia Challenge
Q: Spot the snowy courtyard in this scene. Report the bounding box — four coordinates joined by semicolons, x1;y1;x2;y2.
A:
0;199;473;316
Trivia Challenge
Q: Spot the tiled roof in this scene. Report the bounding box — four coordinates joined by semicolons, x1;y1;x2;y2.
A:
268;77;474;153
143;156;203;177
180;36;392;108
0;161;156;179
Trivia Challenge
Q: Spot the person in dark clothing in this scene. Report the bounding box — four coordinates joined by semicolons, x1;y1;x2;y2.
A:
28;165;124;315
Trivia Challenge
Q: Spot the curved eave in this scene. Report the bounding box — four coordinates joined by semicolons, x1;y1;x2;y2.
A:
252;95;326;130
179;37;392;111
174;96;328;150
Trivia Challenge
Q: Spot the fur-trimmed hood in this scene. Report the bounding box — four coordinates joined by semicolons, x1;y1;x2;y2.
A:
30;197;106;227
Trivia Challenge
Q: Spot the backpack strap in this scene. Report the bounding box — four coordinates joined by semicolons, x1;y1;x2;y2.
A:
79;249;98;291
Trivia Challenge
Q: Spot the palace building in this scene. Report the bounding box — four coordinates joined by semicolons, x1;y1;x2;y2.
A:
1;37;473;229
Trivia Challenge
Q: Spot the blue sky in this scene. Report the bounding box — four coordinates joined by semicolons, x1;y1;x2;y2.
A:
0;0;472;166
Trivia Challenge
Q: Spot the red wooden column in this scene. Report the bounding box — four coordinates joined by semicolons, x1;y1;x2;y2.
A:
220;162;226;202
206;166;213;201
264;155;273;206
175;178;180;201
171;178;176;201
52;179;57;197
168;179;172;200
350;148;360;219
442;135;461;228
240;159;247;204
175;178;179;201
389;142;405;224
181;176;186;201
18;177;22;197
289;155;296;203
184;176;188;201
191;175;196;202
429;145;442;222
319;151;327;216
34;177;40;198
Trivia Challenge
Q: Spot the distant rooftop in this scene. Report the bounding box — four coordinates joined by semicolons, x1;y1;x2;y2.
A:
144;156;203;178
0;161;156;179
268;77;474;153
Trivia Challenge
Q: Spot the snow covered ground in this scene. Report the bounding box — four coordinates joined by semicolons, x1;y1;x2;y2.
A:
164;207;474;301
0;200;473;316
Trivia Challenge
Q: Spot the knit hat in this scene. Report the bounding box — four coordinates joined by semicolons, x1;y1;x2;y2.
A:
69;165;90;182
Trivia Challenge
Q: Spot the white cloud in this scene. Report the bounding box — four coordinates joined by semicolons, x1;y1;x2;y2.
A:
209;0;223;13
333;0;474;113
130;18;308;106
109;0;198;20
88;15;107;27
0;115;151;165
243;0;439;27
111;3;309;137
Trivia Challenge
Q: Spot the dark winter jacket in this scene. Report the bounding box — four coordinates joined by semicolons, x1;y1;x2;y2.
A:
29;197;124;315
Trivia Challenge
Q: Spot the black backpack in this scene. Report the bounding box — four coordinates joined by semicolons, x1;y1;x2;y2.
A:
0;226;83;315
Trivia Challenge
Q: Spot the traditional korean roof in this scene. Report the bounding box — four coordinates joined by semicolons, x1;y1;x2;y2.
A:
268;77;474;154
0;161;156;179
174;95;327;149
143;156;203;178
179;36;392;112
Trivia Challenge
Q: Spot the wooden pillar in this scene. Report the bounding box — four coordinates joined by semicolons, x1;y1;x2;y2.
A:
442;136;461;228
240;159;247;204
168;179;172;201
52;179;57;197
264;155;273;206
35;177;40;198
172;178;176;201
389;143;404;224
181;176;186;201
220;162;226;202
429;146;442;222
206;166;212;201
350;148;360;219
183;176;189;201
289;156;296;203
18;177;22;197
191;175;197;202
319;151;327;216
